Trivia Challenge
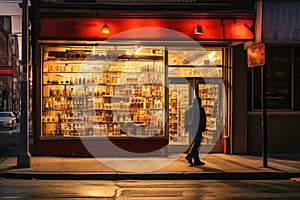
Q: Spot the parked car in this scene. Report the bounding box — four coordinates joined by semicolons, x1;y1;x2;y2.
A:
13;111;21;123
0;112;17;130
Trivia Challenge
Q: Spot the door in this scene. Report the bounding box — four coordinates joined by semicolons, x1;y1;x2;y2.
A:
168;77;224;153
168;78;195;153
197;78;224;152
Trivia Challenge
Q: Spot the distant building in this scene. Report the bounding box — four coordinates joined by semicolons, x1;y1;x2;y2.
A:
12;34;21;111
0;16;21;111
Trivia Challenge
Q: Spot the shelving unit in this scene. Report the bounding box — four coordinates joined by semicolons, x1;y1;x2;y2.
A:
199;83;219;144
168;84;189;144
41;47;165;138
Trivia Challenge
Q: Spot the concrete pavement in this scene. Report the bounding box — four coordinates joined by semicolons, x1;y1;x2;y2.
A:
1;122;299;180
1;153;300;180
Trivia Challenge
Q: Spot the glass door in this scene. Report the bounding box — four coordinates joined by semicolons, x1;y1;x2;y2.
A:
168;78;224;153
168;84;191;145
168;78;196;154
197;78;223;152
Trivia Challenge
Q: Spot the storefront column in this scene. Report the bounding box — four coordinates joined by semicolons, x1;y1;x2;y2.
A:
231;44;248;154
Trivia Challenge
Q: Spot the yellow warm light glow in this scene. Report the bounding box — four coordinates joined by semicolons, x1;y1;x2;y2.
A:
101;24;110;34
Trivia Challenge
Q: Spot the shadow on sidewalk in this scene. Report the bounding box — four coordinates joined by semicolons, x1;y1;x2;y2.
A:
268;153;300;161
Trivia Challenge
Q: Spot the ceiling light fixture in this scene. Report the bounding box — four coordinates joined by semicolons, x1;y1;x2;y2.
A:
101;20;110;34
194;20;203;35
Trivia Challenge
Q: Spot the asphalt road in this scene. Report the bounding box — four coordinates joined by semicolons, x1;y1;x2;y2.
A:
0;179;299;199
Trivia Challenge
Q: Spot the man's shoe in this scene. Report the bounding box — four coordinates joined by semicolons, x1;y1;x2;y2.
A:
185;154;193;165
194;161;205;166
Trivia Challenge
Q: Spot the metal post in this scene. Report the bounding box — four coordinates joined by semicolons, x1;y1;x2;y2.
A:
17;0;31;168
261;65;268;167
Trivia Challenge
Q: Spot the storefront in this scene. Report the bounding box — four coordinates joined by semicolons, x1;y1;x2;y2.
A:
247;1;300;153
31;1;255;156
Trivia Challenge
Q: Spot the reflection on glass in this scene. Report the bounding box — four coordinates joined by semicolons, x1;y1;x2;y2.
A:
168;48;223;66
168;67;222;77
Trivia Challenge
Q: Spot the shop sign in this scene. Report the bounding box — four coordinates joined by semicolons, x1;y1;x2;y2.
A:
40;18;254;40
0;66;13;75
247;43;265;68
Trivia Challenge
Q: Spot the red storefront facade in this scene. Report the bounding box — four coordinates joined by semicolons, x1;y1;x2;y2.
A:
31;1;255;156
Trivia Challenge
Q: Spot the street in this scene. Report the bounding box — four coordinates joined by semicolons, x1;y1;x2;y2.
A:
0;179;299;199
0;124;20;155
0;123;300;199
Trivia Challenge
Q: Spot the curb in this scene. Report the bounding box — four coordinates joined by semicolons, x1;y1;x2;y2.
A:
1;172;300;180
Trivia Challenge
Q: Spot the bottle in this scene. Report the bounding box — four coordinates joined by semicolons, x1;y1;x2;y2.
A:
134;98;138;108
50;114;54;122
48;99;53;109
153;99;157;108
146;99;150;108
119;113;124;122
113;124;117;136
70;100;73;109
99;74;103;84
65;88;70;97
44;100;49;109
157;99;161;108
91;74;95;84
133;112;138;122
88;125;93;135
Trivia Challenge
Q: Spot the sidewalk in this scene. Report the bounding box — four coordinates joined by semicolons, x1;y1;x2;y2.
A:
1;153;300;180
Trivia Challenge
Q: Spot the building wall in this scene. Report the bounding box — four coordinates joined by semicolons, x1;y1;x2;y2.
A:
245;1;300;154
247;45;300;153
12;35;21;111
0;16;13;111
247;112;300;153
0;23;8;66
231;44;248;154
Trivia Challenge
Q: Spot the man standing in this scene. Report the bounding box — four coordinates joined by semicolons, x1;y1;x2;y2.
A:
184;97;207;166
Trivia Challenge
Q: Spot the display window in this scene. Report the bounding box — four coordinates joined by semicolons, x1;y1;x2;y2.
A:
41;44;166;138
167;47;224;146
40;42;225;153
252;46;293;110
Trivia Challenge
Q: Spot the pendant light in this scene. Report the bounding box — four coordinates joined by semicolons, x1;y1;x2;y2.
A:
194;20;203;35
101;19;110;34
